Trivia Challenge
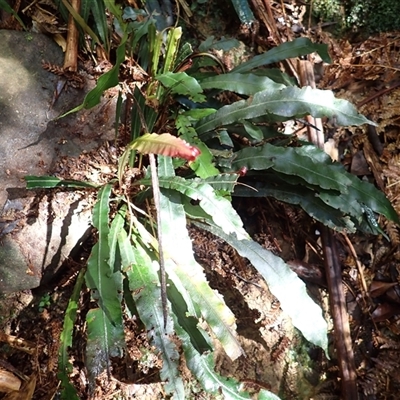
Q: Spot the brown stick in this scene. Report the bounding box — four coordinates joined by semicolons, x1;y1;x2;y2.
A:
297;59;359;399
321;226;358;399
63;0;80;72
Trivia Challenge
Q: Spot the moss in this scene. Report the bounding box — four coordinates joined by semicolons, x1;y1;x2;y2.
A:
308;0;400;33
345;0;400;32
310;0;343;22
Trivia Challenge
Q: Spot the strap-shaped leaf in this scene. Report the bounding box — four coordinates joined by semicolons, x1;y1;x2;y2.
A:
234;182;355;232
58;269;85;400
118;231;185;399
173;314;276;400
167;279;212;354
293;145;400;224
231;143;352;192
108;205;127;268
141;175;249;240
156;71;206;102
199;73;285;95
195;86;374;135
346;173;400;224
158;156;243;360
61;30;128;117
25;175;99;189
204;173;239;192
231;143;399;228
85;184;124;328
88;0;109;53
194;222;329;355
85;308;125;385
232;37;331;73
161;202;243;359
84;185;125;388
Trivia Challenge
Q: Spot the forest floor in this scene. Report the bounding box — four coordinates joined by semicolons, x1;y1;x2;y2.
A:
2;1;400;399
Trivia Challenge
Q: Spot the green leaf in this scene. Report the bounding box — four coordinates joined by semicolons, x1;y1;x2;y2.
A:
91;0;110;54
199;73;285;95
60;31;128;117
174;41;194;69
195;86;375;135
242;120;264;141
141;175;249;240
174;315;266;399
103;0;124;27
156;71;206;102
205;173;239;192
84;185;125;388
346;173;400;224
60;0;102;46
194;222;329;355
292;145;400;224
118;230;185;398
25;176;99;189
189;141;220;178
167;278;212;354
162;27;182;74
158;156;243;360
0;0;26;29
58;269;85;400
231;143;351;192
176;113;220;178
234;181;354;231
232;38;331;73
130;86;157;139
85;308;125;383
253;68;297;86
85;184;124;328
108;205;126;268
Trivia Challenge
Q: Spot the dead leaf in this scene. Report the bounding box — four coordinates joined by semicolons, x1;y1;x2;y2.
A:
370;281;398;298
0;370;21;393
371;303;400;322
3;375;36;400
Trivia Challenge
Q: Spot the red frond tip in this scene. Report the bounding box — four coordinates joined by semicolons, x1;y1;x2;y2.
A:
237;166;248;176
187;145;201;161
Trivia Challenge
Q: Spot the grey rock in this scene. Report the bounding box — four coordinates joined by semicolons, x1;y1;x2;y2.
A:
0;30;115;293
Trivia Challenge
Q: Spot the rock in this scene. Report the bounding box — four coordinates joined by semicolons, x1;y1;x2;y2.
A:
0;30;115;293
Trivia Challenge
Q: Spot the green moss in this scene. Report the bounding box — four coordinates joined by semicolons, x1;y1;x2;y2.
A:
308;0;400;33
310;0;343;22
345;0;400;32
